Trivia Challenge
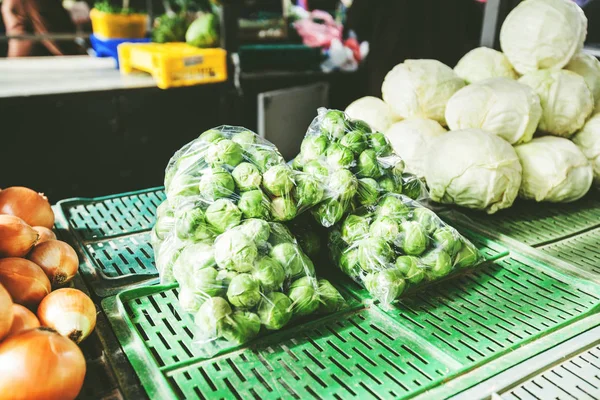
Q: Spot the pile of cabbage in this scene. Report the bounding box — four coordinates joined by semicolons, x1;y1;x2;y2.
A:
344;0;599;213
329;194;482;307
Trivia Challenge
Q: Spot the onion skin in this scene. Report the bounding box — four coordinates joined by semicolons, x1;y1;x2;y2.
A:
32;226;57;244
37;288;96;344
0;258;51;309
0;187;55;229
28;240;79;286
6;304;40;339
0;327;86;400
0;215;39;258
0;283;14;341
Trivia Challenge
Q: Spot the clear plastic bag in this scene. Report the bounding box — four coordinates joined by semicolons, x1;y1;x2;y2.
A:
329;193;484;307
292;108;427;227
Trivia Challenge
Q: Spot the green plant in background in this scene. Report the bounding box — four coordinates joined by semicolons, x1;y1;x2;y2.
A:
94;0;138;14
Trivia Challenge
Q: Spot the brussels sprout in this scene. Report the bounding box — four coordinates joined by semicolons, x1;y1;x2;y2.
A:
363;269;406;304
198;168;235;201
232;163;262;191
351;119;373;134
253;256;286;291
291;155;305;171
321;110;347;140
237;219;271;245
173;242;215;283
216;269;238;286
330;169;358;201
287;277;320;316
301;135;329;161
454;241;482;268
311;199;346;227
231;130;256;148
411;208;440;235
155;237;184;284
341;130;368;154
398;221;428;256
422;250;453;279
175;208;214;241
227;273;261;308
258;292;293;330
303;159;330;178
189;267;223;296
205;199;242;233
369;216;400;242
199;129;225;143
238;190;271;220
395;256;425;284
156;201;174;218
433;226;462;256
218;311;261;344
214;230;258;272
263;165;295;196
270;243;315;278
370;132;393;155
326;143;355;169
294;174;324;208
154;213;176;241
194;297;232;337
339;248;361;278
268;222;295;245
377;195;409;217
317;279;346;313
357;238;393;272
341;215;370;243
166;174;201;202
357;178;379;205
178;287;205;313
357;149;382;178
271;196;298;222
402;175;424;200
206;139;244;167
378;175;401;193
248;148;284;173
296;230;321;257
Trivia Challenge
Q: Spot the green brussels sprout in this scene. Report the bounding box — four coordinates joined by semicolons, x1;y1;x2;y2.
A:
238;190;271;220
341;215;370;243
454;241;482;269
205;199;242;233
357;149;382;178
357;178;379;206
189;267;223;296
237;219;271;245
253;256;286;291
326;143;355;169
231;130;256;148
173;242;215;282
422;250;453;280
357;238;393;272
399;221;429;256
156;200;174;218
311;198;346;227
402;175;424;200
198;168;235;201
178;287;205;313
376;195;410;218
218;311;261;344
227;273;261;308
321;110;347;140
267;222;295;246
175;208;213;241
206;139;244;167
154;213;176;241
270;243;315;278
271;196;298;222
339;248;361;278
340;130;368;154
363;269;406;304
303;159;330;178
351;119;373;134
293;174;324;208
300;135;329;161
412;208;440;235
248;148;284;173
287;277;320;316
258;292;293;330
199;129;225;143
369;216;400;242
291;155;305;170
317;279;346;313
263;165;295;196
378;175;401;193
330;169;358;201
433;226;462;256
395;256;425;284
216;269;238;286
232;162;262;191
295;230;321;258
166;174;201;202
391;160;405;177
155;236;185;284
214;230;258;272
194;297;232;337
370;132;392;155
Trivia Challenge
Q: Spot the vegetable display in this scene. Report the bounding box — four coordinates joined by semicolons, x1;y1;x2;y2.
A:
329;193;483;307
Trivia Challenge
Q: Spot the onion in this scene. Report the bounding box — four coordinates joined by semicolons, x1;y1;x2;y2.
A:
0;327;86;400
33;226;57;244
0;283;14;341
0;186;55;229
28;240;78;286
6;304;40;339
37;288;96;343
0;215;39;258
0;258;51;309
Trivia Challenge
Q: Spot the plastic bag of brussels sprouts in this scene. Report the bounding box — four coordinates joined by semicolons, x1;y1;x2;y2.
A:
292;108;427;228
329;193;484;307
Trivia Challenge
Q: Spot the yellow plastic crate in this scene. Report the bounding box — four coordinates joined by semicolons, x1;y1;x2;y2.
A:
90;8;148;39
118;43;227;89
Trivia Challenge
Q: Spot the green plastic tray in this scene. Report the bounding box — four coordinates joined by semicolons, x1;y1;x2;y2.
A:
540;227;600;275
